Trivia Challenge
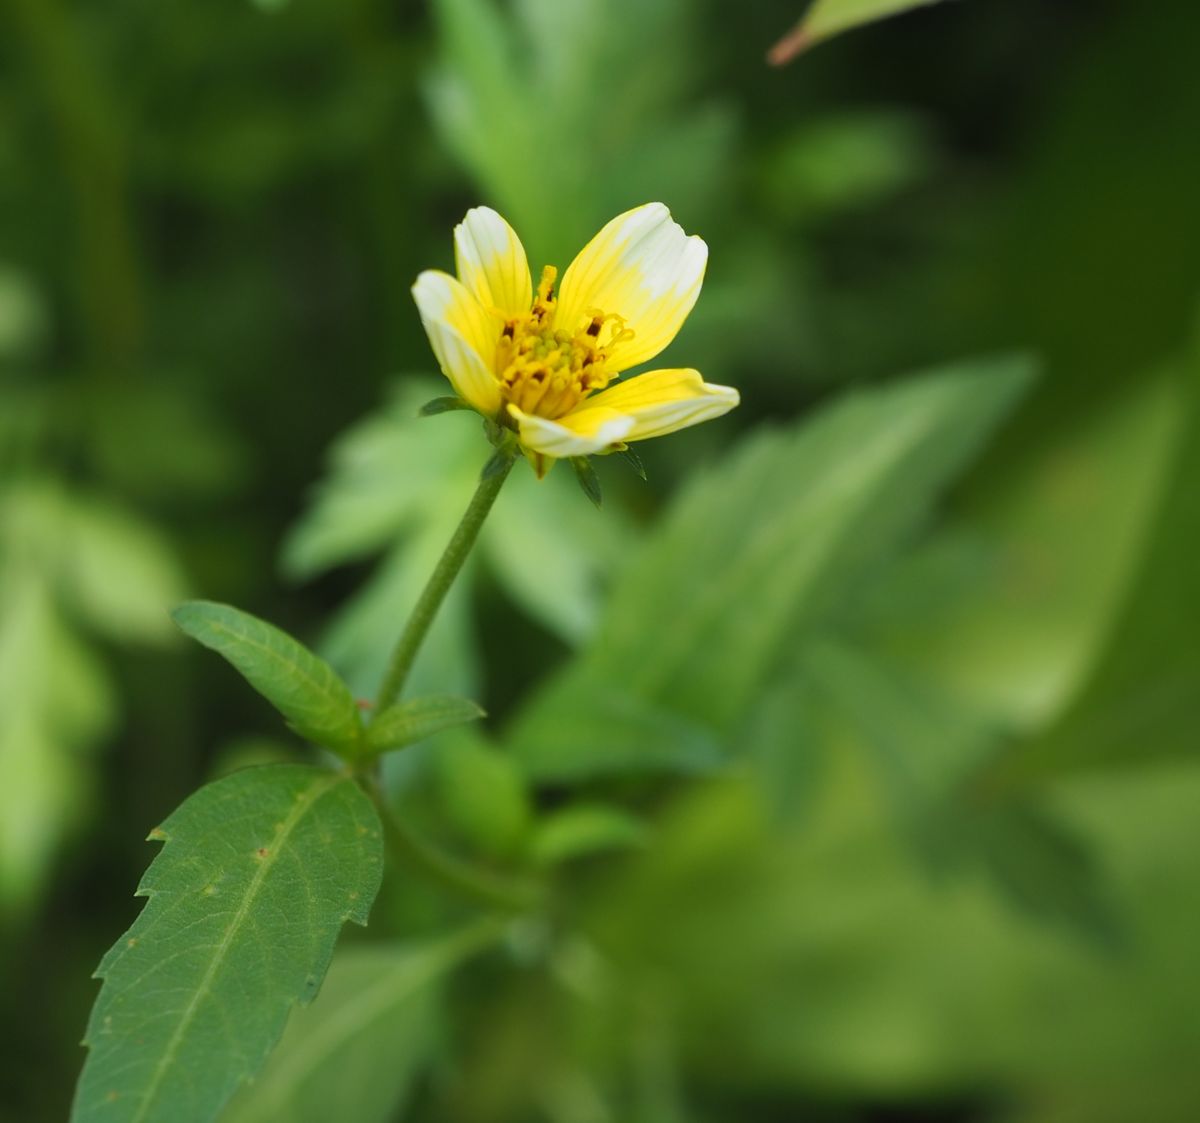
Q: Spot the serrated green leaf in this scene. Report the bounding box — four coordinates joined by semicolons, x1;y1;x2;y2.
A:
72;764;383;1123
220;926;498;1123
173;601;363;754
366;695;485;756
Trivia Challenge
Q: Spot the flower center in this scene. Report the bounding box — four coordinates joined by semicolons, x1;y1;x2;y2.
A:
494;265;630;420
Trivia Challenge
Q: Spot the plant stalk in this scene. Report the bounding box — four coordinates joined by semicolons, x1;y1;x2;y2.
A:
373;448;515;712
364;444;533;909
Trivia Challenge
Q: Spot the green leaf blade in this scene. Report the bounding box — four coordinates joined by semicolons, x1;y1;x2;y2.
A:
173;601;362;754
594;355;1035;731
365;694;486;756
72;764;384;1123
221;927;497;1123
512;671;726;781
508;356;1033;783
530;803;648;867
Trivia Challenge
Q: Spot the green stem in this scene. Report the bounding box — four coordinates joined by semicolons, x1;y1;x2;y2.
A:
365;778;540;912
374;449;515;712
362;446;534;909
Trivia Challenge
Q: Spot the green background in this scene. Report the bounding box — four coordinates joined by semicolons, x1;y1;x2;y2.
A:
2;0;1198;1120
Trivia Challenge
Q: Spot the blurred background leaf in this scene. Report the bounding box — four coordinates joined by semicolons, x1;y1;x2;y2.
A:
509;356;1033;783
770;0;958;63
2;0;1199;1120
0;480;183;920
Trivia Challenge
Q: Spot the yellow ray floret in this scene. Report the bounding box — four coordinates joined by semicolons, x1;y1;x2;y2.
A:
412;203;738;472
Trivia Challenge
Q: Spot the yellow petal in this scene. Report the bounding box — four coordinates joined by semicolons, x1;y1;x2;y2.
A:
508;403;635;459
454;206;533;319
412;270;502;414
556;203;708;372
580;368;739;441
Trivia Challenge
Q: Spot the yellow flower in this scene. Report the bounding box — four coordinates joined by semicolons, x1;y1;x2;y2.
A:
412;203;739;475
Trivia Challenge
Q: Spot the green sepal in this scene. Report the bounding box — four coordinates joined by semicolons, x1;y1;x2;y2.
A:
482;417;511;447
618;446;647;480
570;456;603;508
365;695;486;756
172;600;364;756
419;396;471;417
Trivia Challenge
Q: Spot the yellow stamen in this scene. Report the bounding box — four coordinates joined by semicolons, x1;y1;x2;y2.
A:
494;265;625;421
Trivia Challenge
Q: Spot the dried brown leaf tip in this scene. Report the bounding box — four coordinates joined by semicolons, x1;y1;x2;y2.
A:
767;23;812;66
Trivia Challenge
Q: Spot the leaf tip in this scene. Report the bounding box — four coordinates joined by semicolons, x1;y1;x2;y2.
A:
618;446;648;480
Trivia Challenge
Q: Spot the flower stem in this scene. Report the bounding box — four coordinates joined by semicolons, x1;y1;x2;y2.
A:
364;444;532;910
373;448;515;713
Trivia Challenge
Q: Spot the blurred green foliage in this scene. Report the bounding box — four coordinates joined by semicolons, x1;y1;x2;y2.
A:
2;0;1198;1120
